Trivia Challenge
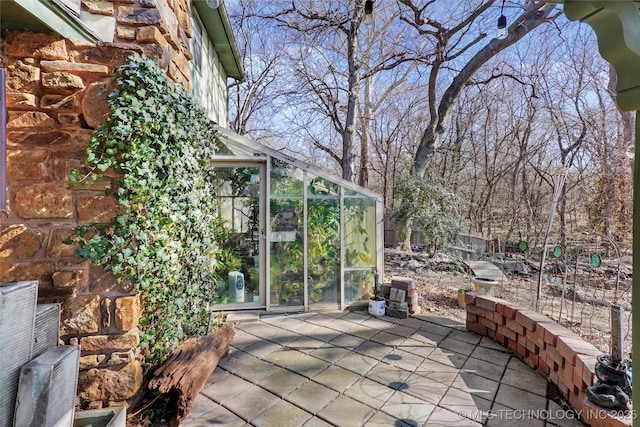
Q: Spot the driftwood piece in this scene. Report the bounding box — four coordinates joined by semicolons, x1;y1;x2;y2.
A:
148;324;235;425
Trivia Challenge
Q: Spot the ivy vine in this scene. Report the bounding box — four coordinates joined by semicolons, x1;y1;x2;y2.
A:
69;55;230;366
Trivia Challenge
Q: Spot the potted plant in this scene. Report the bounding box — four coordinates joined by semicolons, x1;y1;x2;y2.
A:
457;287;471;309
368;271;386;317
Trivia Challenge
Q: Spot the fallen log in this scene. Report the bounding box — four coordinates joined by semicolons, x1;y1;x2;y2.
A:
147;324;235;425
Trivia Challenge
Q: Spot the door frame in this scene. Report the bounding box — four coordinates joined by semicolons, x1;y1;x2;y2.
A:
211;158;267;310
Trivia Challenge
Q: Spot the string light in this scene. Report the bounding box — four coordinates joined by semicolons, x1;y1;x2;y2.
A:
497;0;508;39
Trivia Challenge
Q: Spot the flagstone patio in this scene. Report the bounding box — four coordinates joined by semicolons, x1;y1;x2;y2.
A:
181;310;586;426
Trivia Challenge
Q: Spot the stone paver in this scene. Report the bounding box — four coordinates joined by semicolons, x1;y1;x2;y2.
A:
344;377;395;409
285;381;339;415
380;390;435;425
501;366;548;397
181;402;247;427
427;406;483;426
257;368;308;397
224;386;280;421
312;365;360;391
494;383;548;410
182;310;567;427
251;400;312;427
317;395;375;426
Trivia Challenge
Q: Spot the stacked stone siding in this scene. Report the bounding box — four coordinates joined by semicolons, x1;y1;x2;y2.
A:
1;0;201;409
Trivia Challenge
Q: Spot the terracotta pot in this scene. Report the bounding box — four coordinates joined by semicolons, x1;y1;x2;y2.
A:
457;290;466;308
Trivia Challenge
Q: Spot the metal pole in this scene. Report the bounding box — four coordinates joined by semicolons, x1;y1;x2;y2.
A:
611;305;624;363
536;169;567;312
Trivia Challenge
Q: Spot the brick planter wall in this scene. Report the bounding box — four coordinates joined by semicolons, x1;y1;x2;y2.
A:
465;292;632;427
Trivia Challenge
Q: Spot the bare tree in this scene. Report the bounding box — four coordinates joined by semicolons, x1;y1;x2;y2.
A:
398;0;559;177
585;63;634;247
228;0;287;138
388;0;559;249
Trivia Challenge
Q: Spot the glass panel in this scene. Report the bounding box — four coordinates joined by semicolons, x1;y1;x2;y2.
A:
344;269;375;303
308;199;340;305
271;158;303;196
345;188;366;196
216;137;267;156
211;166;261;305
270;199;304;306
308;175;339;196
344;198;376;268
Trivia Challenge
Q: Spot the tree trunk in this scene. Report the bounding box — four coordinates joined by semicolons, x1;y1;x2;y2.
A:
147;325;235;426
410;3;556;177
358;73;373;187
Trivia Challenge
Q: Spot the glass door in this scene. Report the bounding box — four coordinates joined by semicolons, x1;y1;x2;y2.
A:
211;163;265;308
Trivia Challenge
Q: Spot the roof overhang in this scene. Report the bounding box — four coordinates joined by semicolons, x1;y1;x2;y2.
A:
192;0;245;81
0;0;98;43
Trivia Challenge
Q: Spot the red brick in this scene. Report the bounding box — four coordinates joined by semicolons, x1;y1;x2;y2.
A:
517;334;527;346
466;312;478;323
492;311;506;326
531;328;546;349
556;335;600;366
540;322;573;346
508;339;518;353
516;343;527;358
466;322;488;336
466;305;485;316
391;277;414;290
558;377;571;398
505;318;525;335
560;365;575;386
382;283;391;299
549;369;559;384
515;310;553;331
504;306;525;319
525;337;539;354
464;292;477;306
577;354;597;387
495;332;507;347
497;325;517;341
539;347;547;362
538;359;551;376
480;318;498;333
568;393;583;415
572;391;587;412
528;352;539;368
496;301;525;319
475;295;500;312
487;328;496;339
546;346;564;368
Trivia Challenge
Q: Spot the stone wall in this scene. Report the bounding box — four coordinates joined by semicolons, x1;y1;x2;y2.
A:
1;0;199;409
85;0;194;85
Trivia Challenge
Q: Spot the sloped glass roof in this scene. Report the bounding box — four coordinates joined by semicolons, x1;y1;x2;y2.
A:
214;127;382;202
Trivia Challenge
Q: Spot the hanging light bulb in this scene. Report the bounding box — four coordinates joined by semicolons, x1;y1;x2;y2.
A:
497;14;508;39
364;0;374;26
496;0;507;39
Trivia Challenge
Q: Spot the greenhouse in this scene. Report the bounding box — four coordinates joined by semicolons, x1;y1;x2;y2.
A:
211;128;384;312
